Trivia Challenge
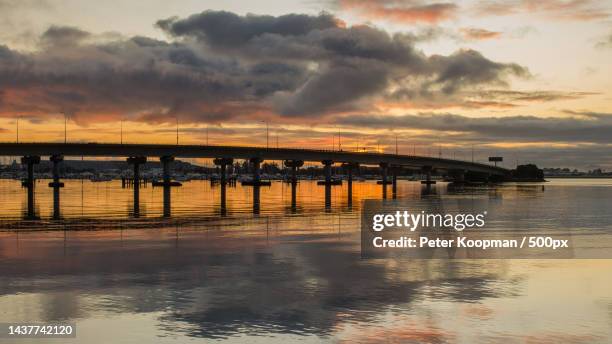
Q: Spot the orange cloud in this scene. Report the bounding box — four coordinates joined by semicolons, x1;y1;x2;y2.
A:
460;27;503;40
338;0;458;24
473;0;610;21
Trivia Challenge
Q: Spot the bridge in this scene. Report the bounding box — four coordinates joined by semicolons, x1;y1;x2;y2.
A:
0;142;507;175
1;142;509;220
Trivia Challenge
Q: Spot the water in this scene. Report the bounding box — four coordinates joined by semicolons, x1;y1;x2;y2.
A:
1;179;611;343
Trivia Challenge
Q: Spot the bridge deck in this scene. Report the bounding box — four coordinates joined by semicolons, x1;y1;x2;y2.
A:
0;142;508;175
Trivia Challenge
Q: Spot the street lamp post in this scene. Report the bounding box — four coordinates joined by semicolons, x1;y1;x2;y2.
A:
261;121;269;149
395;134;398;155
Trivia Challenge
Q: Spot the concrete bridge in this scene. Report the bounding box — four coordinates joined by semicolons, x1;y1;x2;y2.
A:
1;142;509;219
0;142;507;175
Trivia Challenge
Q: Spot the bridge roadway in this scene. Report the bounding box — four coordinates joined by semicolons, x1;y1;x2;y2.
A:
0;143;509;176
0;142;507;176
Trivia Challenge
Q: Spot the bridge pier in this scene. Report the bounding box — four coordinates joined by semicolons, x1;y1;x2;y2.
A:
127;156;146;217
420;166;436;185
316;160;335;210
317;160;341;186
449;169;466;183
379;162;389;199
252;157;261;184
391;165;399;199
342;162;359;207
21;156;40;220
159;156;179;217
284;160;304;211
48;155;65;188
213;158;233;216
214;158;234;186
49;155;64;219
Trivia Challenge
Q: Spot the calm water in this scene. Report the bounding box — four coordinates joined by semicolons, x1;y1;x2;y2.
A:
1;179;611;343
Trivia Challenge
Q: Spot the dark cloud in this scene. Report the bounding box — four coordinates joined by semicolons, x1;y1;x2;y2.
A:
473;0;610;21
427;50;528;94
157;11;341;48
0;26;308;124
0;11;530;122
158;11;528;116
40;25;90;47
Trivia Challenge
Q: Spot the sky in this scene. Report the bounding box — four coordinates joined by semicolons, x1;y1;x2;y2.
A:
0;0;611;169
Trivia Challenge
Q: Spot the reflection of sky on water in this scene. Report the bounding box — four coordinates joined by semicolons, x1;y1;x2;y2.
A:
0;179;612;342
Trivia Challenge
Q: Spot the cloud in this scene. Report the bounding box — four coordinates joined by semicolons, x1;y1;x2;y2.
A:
159;11;528;116
0;24;311;124
157;11;342;49
596;33;612;48
335;111;612;144
333;0;458;24
459;28;502;41
474;90;598;102
39;25;91;47
473;0;610;21
0;11;529;124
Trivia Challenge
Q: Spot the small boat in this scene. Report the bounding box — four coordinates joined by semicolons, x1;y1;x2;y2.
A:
240;177;272;186
317;178;342;185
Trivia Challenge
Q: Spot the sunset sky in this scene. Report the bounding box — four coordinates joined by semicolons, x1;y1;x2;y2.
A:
1;0;611;168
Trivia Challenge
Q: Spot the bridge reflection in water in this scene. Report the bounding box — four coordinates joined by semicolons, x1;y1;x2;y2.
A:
2;178;450;224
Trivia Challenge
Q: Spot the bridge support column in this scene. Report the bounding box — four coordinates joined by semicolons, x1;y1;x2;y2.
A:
159;156;182;187
160;156;175;217
379;162;389;199
248;157;262;214
319;160;333;210
324;160;332;184
21;156;40;220
127;156;146;217
21;156;40;188
214;158;233;216
251;157;262;184
48;155;64;188
318;160;340;186
449;169;466;184
127;156;146;185
391;165;398;199
214;158;234;186
284;160;304;211
49;155;64;220
420;166;436;185
342;162;359;207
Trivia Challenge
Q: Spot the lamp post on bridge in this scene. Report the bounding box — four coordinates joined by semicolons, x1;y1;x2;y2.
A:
16;115;20;143
260;120;269;149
